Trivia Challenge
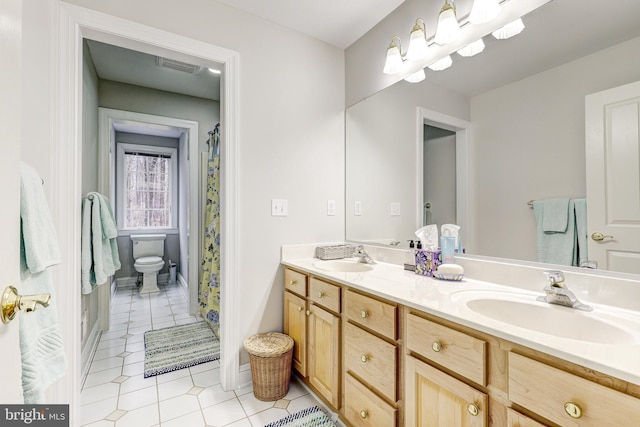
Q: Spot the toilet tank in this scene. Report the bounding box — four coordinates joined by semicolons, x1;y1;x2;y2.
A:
131;234;166;258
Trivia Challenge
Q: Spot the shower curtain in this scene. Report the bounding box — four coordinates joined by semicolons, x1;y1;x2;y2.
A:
199;125;221;337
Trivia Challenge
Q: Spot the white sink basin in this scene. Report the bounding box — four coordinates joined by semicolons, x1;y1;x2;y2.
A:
450;290;638;345
313;259;374;273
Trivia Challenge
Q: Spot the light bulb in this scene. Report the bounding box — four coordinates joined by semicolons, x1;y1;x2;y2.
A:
434;1;461;45
383;37;404;74
407;19;429;61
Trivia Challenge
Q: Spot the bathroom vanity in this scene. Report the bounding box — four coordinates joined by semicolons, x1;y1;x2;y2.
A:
281;245;640;427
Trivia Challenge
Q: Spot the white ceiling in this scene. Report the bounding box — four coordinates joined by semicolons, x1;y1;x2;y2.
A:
85;0;640;103
216;0;406;49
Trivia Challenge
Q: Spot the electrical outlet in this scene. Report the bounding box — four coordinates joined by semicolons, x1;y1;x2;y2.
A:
354;201;362;216
271;199;288;216
391;202;401;216
327;200;336;216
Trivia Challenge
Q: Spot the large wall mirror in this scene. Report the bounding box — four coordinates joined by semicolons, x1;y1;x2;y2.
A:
346;0;640;275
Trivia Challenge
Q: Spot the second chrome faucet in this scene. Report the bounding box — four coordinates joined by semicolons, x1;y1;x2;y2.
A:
536;270;592;312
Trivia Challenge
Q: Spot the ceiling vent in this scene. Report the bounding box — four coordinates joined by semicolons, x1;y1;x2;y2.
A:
155;57;201;74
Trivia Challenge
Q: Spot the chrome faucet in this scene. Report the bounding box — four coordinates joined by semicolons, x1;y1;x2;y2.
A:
536;270;592;311
353;245;376;265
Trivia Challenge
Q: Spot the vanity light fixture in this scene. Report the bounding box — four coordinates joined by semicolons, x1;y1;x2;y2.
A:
469;0;501;24
404;68;426;83
428;55;453;71
383;35;404;74
457;38;485;57
407;19;429;61
434;0;461;45
492;17;525;39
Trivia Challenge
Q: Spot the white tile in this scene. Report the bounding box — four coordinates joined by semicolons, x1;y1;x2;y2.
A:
92;345;127;361
128;326;153;335
80;396;118;425
159;394;201;423
117;386;158;411
155;368;190;384
97;338;127;351
122;350;145;365
247;407;289;426
114;403;159;427
160;410;206;427
150;320;175;330
189;359;220;375
198;384;236;409
125;333;145;344
175;317;198;325
283;379;309;401
89;357;124;374
238;392;275;416
287;393;323;414
224;419;253;427
125;341;145;353
81;420;116;427
157;375;194;401
81;382;121;406
202;398;247;427
118;376;156;395
233;383;254;397
192;367;220;388
84;367;123;389
121;361;144;377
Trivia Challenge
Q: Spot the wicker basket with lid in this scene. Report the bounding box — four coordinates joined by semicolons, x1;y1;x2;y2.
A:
243;332;294;401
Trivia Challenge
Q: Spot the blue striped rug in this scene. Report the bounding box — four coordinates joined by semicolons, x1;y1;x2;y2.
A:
264;406;335;427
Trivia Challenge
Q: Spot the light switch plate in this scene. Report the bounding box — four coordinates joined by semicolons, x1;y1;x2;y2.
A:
354;201;362;216
327;200;336;216
391;202;401;216
271;199;288;216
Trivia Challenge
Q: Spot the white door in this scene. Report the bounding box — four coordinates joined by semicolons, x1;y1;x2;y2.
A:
0;0;26;402
585;80;640;273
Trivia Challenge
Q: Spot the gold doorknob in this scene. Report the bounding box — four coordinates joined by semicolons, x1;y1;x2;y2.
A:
359;410;368;419
432;342;442;352
361;310;369;318
1;286;51;324
564;402;583;419
591;232;614;242
467;403;479;416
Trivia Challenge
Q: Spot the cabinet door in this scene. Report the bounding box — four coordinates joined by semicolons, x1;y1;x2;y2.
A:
406;356;487;427
284;291;307;376
308;303;340;408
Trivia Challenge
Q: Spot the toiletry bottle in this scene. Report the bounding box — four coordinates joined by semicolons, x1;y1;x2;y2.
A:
440;234;456;264
404;240;416;271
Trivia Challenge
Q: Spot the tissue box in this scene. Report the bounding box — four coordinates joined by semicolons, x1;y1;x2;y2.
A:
415;249;442;277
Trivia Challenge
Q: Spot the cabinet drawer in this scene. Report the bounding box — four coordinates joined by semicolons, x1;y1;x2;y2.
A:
509;352;640;426
284;268;307;297
506;408;546;427
406;313;486;386
309;277;340;313
344;373;397;427
344;289;397;340
345;322;397;401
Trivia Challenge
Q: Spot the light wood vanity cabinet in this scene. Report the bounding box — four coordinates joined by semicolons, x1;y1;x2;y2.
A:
283;265;640;427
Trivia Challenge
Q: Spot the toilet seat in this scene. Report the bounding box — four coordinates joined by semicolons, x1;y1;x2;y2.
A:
135;256;163;265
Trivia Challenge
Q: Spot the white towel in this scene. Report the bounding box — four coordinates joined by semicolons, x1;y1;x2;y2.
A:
19;162;67;403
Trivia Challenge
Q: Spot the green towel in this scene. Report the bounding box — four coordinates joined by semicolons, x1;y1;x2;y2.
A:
533;199;577;266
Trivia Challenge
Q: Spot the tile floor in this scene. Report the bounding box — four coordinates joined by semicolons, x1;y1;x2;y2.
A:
80;283;331;427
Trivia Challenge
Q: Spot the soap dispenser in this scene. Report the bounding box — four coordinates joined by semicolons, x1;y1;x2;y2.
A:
404;240;416;272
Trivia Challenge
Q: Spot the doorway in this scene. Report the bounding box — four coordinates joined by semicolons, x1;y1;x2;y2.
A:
56;3;240;416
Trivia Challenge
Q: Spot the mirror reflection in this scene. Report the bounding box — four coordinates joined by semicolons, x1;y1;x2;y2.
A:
345;0;640;274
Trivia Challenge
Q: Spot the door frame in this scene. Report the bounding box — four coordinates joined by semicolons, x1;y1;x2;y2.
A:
55;0;240;413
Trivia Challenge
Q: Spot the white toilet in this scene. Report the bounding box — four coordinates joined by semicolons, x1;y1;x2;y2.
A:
131;234;166;294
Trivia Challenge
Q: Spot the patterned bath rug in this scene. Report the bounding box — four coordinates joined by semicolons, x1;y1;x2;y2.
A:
264;405;336;427
144;322;220;378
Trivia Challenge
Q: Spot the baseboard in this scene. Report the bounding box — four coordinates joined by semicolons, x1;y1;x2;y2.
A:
80;321;102;389
177;273;188;300
116;273;170;288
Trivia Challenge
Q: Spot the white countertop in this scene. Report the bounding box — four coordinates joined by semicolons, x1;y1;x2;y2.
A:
282;256;640;387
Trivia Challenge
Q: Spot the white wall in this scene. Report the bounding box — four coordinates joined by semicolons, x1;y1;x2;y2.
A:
469;36;640;262
21;0;344;374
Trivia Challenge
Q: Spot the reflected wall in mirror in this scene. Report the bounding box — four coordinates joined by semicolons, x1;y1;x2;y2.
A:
345;0;640;274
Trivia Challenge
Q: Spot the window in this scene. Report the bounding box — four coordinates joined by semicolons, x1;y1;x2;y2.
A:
116;143;178;231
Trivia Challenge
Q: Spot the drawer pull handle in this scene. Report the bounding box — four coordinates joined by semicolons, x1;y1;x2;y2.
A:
297;306;304;312
359;410;368;419
361;354;369;363
431;342;442;352
361;310;369;318
564;402;583;419
467;403;479;417
289;279;297;286
318;292;324;298
306;310;311;316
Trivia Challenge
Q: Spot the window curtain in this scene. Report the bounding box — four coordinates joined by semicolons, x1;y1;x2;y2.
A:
199;125;221;337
